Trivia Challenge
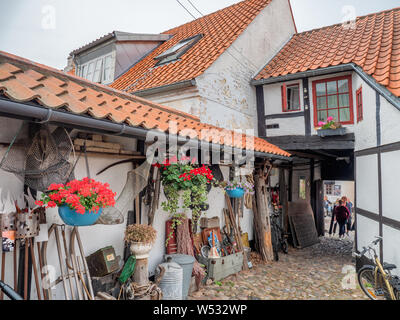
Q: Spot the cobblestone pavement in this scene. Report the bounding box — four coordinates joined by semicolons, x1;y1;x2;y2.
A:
189;217;367;300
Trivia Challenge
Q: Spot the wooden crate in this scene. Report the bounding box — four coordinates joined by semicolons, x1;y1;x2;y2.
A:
200;216;220;229
86;246;119;277
198;251;243;281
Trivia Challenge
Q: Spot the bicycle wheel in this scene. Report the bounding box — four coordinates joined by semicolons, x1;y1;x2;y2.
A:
281;239;289;254
358;266;387;300
272;227;279;261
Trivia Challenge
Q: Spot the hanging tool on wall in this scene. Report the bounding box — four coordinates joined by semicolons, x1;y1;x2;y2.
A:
41;224;94;300
225;193;249;270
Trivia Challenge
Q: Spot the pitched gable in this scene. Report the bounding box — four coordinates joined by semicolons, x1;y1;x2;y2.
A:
255;7;400;97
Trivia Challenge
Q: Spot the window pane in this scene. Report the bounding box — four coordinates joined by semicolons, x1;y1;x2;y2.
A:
93;59;103;83
299;177;306;200
327;81;337;94
316;83;326;96
338;94;349;107
340;108;350;122
317;97;326;109
287;86;300;110
86;62;95;81
104;55;112;68
81;65;87;78
318;111;327;122
328;109;339;122
327;95;338;109
338;79;349;93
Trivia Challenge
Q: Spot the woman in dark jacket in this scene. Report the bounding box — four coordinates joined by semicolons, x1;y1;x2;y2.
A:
334;200;350;239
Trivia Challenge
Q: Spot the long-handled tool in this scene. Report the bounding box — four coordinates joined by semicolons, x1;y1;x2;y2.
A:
61;226;76;300
28;238;41;300
23;239;29;300
0;249;5;300
36;241;46;300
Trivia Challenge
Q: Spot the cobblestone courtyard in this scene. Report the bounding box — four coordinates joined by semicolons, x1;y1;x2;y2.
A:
190;218;367;300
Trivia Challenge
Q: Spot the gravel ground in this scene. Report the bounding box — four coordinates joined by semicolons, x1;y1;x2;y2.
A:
189;217;367;300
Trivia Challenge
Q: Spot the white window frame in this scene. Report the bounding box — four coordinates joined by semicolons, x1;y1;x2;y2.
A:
78;52;114;84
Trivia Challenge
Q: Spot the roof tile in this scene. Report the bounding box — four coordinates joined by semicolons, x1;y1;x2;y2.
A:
0;50;290;157
255;6;400;97
111;0;272;93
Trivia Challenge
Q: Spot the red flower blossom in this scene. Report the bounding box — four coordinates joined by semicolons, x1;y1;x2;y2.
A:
39;178;116;215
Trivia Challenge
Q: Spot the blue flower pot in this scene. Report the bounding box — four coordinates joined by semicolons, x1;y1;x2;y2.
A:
226;187;245;198
58;205;102;226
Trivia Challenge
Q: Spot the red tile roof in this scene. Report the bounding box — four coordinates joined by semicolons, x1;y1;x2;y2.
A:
255;7;400;97
111;0;272;93
0;51;290;157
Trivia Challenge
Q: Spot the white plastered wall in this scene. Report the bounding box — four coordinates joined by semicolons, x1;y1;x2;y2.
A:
0;118;255;298
0;118;135;299
263;71;361;138
354;72;400;268
194;0;296;132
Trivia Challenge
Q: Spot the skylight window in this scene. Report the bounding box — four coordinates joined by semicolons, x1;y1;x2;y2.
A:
154;34;203;66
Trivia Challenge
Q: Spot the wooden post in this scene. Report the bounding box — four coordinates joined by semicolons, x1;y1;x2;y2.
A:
133;258;149;286
253;171;274;262
279;168;289;233
148;168;160;226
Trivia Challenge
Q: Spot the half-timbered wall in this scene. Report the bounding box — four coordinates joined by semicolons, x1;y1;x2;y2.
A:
353;73;400;276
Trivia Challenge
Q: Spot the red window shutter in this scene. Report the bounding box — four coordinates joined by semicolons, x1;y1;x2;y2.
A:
281;84;287;111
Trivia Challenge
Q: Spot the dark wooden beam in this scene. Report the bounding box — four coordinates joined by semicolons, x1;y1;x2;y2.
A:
256;86;266;137
265;111;304;120
311;150;341;158
265;134;355;150
288;151;328;161
355;141;400;157
356;208;400;232
302;78;311;136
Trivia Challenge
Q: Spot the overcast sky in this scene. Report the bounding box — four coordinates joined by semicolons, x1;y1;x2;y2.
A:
1;0;399;69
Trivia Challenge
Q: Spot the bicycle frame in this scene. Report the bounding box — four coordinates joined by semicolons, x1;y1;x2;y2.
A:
372;253;397;300
359;238;397;300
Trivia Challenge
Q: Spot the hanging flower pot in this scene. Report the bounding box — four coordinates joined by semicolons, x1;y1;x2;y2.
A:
224;180;254;199
58;205;102;226
153;156;214;237
35;178;116;227
226;187;245;199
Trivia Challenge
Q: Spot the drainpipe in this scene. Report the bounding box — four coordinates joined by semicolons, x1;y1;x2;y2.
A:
0;98;291;161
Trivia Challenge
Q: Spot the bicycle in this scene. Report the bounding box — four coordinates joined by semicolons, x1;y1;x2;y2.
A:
270;210;289;261
354;236;400;300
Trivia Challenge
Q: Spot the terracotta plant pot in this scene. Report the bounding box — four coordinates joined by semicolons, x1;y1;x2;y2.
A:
130;242;153;259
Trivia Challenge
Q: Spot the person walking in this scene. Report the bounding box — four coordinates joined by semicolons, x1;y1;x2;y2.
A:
324;196;332;217
328;199;340;236
334;200;350;239
343;196;353;237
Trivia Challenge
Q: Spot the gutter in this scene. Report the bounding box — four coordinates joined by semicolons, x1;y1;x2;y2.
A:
0;98;291;162
251;63;400;111
133;80;197;97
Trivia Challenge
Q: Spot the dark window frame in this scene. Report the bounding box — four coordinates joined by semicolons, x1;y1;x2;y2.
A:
281;83;301;112
312;75;354;127
154;34;203;66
